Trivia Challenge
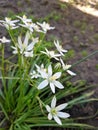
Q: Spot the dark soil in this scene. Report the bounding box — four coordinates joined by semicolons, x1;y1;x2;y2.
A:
0;0;98;129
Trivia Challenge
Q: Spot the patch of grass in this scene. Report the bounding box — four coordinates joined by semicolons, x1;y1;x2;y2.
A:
73;36;79;42
93;33;98;41
95;64;98;70
89;25;94;31
88;38;95;44
25;0;31;3
73;20;87;32
17;1;22;7
64;49;75;60
59;2;68;10
79;42;89;47
41;11;62;22
73;20;81;28
80;22;87;31
81;50;88;57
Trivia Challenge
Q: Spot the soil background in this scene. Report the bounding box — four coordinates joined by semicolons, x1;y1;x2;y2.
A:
0;0;98;129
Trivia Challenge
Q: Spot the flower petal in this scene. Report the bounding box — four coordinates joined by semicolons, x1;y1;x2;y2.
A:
51;96;56;108
54;81;64;89
38;80;48;89
56;103;68;111
24;31;29;46
50;83;55;94
48;113;52;120
24;51;33;57
40;71;48;79
67;70;76;76
57;112;70;119
53;72;61;79
27;43;34;51
18;36;22;48
53;115;62;125
48;64;52;76
46;105;51;112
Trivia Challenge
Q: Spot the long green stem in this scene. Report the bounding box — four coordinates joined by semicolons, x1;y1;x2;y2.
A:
8;29;16;46
72;50;98;67
1;45;6;93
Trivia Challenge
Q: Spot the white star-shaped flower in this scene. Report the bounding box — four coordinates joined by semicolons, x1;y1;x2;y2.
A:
19;22;34;32
38;64;64;93
35;64;46;76
17;15;32;23
54;40;68;56
60;58;76;76
0;36;10;43
11;31;38;57
19;20;40;32
0;17;19;30
30;70;40;79
41;48;61;61
37;21;55;33
46;96;70;125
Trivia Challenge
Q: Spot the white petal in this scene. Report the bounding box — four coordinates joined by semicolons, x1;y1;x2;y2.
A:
51;96;56;108
67;70;76;76
27;43;34;51
53;56;60;61
18;36;22;48
60;58;65;66
56;103;68;111
24;31;29;46
59;51;64;56
54;81;64;89
53;116;62;125
24;51;33;57
48;113;52;120
46;105;51;112
12;20;19;23
40;50;47;55
48;64;52;76
62;49;68;53
40;71;48;78
50;83;55;94
53;72;61;79
57;112;70;118
38;80;48;89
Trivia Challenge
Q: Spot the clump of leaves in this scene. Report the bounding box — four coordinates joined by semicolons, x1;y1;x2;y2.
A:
0;15;98;130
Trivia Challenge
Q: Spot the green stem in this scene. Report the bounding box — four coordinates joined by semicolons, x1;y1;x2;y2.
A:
8;29;16;46
72;50;98;67
1;45;7;93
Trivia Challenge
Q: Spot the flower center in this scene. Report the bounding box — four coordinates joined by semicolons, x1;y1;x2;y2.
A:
49;75;57;82
51;108;57;116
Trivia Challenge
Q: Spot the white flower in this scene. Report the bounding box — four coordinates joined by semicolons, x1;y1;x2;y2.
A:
31;23;41;32
41;48;61;61
24;51;34;57
60;58;76;76
35;64;46;76
19;21;40;32
17;15;32;23
30;70;40;79
54;40;68;56
38;64;64;93
0;17;19;30
19;22;34;32
31;37;39;44
46;96;70;125
0;36;10;43
11;31;38;57
37;21;55;33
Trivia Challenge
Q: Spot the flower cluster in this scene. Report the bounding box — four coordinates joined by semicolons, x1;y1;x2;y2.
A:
0;15;76;125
